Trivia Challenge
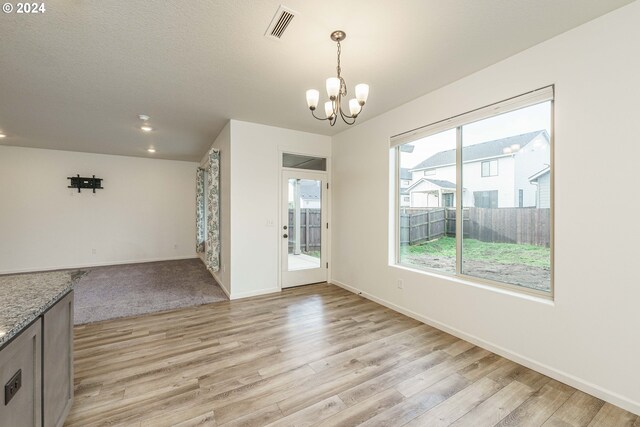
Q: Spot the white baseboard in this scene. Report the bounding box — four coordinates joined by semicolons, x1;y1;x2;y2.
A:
230;287;280;300
330;279;640;416
0;255;198;275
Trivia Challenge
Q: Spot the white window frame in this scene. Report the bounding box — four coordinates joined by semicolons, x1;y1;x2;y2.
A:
391;86;554;299
481;160;498;177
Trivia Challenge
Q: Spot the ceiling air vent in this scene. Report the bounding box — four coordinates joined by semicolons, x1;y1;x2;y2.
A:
265;5;296;40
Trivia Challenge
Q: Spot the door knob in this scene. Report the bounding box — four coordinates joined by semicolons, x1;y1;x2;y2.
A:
283;234;288;238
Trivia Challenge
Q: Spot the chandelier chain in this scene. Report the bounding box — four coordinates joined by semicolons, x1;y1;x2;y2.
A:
336;41;347;97
336;41;341;78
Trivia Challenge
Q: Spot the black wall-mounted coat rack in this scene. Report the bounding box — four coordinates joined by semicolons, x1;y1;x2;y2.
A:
67;175;103;193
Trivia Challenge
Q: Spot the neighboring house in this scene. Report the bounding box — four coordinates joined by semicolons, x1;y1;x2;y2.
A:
404;178;458;208
409;130;550;208
528;166;551;208
400;168;412;207
297;180;321;209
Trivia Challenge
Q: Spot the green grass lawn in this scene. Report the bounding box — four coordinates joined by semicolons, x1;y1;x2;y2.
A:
401;237;550;268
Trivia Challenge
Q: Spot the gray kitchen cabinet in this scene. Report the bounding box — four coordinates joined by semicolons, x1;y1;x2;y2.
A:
0;319;42;427
43;291;74;427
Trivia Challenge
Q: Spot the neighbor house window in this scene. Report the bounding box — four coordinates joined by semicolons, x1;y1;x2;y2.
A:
481;160;498;177
519;189;524;207
393;86;553;295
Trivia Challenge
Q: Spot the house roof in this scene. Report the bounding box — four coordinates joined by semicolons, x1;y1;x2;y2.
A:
529;166;550;182
406;178;456;192
299;181;320;200
400;145;415;153
411;130;548;171
400;168;412;180
425;179;456;189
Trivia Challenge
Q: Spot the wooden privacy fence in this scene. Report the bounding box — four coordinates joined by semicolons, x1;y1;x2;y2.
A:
288;208;321;253
400;207;551;247
400;208;465;245
467;207;550;247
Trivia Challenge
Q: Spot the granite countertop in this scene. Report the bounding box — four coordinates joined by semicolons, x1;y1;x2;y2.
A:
0;270;83;348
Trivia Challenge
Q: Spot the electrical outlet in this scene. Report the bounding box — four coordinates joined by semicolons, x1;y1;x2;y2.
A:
397;279;403;289
266;219;274;227
4;369;21;405
91;248;97;255
174;244;178;250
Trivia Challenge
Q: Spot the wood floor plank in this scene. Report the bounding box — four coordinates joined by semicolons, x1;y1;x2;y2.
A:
218;404;283;427
394;346;491;398
64;283;638;427
337;349;450;406
403;376;503;427
266;395;346;426
542;391;605;427
317;388;405;427
358;373;471;426
495;380;574;427
587;403;639;427
449;380;536;426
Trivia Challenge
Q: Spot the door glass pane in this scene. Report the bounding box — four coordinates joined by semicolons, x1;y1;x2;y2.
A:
398;129;457;274
461;101;552;292
288;178;321;271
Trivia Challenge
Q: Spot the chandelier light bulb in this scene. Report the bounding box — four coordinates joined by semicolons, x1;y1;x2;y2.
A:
326;78;340;99
324;101;335;119
349;99;361;116
355;84;369;105
306;89;320;110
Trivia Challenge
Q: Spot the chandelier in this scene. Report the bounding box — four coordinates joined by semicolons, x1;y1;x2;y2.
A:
305;30;369;126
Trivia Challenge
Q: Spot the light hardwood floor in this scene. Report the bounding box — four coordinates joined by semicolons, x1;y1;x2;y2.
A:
65;283;638;427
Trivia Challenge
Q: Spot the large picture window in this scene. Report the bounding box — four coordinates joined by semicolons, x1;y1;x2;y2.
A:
394;87;553;295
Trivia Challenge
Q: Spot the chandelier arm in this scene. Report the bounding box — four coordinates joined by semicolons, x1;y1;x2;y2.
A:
338;107;357;125
310;109;330;121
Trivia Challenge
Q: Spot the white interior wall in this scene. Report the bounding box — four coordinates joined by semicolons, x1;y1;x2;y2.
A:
0;146;197;274
199;122;231;296
331;2;640;414
229;120;331;299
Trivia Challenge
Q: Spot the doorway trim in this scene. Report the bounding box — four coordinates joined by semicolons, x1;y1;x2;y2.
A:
277;148;331;291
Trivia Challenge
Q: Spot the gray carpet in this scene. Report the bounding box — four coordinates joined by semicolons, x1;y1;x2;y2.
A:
74;258;228;324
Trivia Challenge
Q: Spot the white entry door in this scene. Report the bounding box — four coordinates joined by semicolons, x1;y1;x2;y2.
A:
281;170;327;288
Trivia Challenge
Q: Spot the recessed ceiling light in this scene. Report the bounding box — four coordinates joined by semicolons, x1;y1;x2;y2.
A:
141;125;153;132
138;114;150;121
147;148;156;153
0;134;6;139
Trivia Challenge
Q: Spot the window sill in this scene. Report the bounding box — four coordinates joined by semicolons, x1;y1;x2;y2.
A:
390;263;555;306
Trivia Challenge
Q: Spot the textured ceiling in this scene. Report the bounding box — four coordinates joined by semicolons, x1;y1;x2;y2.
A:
0;0;633;161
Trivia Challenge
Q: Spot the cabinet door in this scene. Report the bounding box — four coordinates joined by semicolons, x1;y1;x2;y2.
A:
0;319;42;427
43;291;73;427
